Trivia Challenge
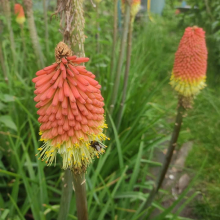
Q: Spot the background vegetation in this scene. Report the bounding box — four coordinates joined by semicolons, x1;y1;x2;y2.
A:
0;0;219;219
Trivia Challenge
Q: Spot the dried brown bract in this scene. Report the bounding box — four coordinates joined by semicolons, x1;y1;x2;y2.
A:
55;42;72;61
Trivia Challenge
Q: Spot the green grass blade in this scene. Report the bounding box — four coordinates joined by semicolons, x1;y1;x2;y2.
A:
7;194;25;220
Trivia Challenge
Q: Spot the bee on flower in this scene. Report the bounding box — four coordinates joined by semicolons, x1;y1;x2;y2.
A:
32;42;108;173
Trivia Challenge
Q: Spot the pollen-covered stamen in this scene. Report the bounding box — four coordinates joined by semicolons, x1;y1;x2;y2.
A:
33;42;108;171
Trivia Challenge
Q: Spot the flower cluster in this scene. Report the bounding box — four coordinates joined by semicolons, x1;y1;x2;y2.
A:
170;26;208;97
33;42;108;172
94;0;102;3
121;0;141;18
14;4;26;25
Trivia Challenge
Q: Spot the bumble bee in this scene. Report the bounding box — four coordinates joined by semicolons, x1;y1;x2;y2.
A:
90;141;105;152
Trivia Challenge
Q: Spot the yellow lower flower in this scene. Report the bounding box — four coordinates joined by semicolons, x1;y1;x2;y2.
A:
37;131;109;171
16;17;25;25
121;0;141;18
131;2;140;18
170;72;206;97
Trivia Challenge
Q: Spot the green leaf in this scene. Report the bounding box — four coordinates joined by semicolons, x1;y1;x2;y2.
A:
212;21;220;31
0;115;17;131
8;194;25;220
1;94;15;102
0;102;6;111
0;209;10;219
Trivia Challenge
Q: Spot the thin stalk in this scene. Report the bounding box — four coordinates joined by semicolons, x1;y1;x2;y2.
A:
109;0;131;114
23;0;45;68
147;0;153;22
2;0;17;65
43;0;49;55
57;1;86;219
57;170;73;220
20;24;27;58
57;1;75;218
70;2;87;218
72;172;88;220
96;2;100;77
116;16;133;129
96;3;100;55
110;0;118;81
0;43;8;83
71;0;85;57
204;0;214;21
140;100;186;219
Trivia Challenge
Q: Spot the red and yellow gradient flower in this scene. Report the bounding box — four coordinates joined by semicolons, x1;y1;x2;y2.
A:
121;0;141;18
170;26;208;97
14;4;26;25
94;0;102;3
32;42;108;172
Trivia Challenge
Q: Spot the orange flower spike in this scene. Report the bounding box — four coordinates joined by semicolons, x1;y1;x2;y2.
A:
121;0;141;18
33;42;108;172
170;26;208;97
14;4;26;25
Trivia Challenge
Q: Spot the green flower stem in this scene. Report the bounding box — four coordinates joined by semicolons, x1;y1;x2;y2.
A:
23;0;45;68
96;3;100;55
43;0;49;55
72;172;88;220
96;2;100;77
0;43;8;82
20;25;27;55
58;1;86;219
2;0;16;66
116;16;133;129
110;0;118;81
109;0;131;114
58;169;73;220
141;100;186;219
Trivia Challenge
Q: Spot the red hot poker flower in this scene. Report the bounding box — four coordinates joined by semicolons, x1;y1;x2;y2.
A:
32;42;108;172
14;4;26;25
121;0;141;19
170;26;208;97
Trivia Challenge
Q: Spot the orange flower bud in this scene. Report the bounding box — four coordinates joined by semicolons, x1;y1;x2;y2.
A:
14;4;26;25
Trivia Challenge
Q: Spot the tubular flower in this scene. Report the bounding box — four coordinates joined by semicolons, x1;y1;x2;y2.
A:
32;42;108;172
14;4;26;25
121;0;141;18
170;26;208;97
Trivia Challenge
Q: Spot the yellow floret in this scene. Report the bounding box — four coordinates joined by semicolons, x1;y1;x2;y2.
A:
170;71;206;97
